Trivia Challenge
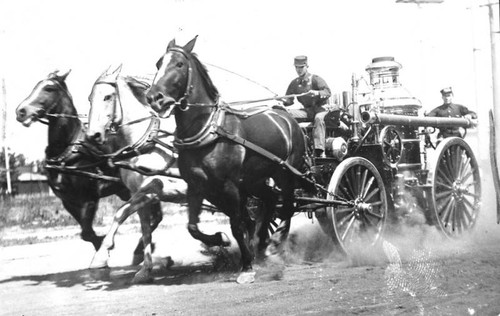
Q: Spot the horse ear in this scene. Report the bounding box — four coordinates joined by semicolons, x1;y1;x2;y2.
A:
109;64;122;81
58;69;72;81
183;35;198;53
167;38;176;51
111;64;123;75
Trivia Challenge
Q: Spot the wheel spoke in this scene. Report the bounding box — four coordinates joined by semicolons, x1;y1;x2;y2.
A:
435;180;453;190
463;191;480;199
336;206;356;214
461;170;473;183
444;199;456;229
461;198;475;224
436;189;453;200
360;168;368;198
340;215;356;242
364;187;380;202
339;180;355;200
440;196;454;226
337;210;355;227
366;208;384;219
459;156;470;180
437;164;454;185
444;154;457;182
454;201;464;233
343;174;357;200
451;146;460;179
362;176;375;199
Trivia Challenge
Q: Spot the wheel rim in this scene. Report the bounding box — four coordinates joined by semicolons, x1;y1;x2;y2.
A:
327;158;387;254
431;138;481;237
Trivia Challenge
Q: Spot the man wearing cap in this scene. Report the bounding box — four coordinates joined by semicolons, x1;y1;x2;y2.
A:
426;87;477;139
283;55;332;157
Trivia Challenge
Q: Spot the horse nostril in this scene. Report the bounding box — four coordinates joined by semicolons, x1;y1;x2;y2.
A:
155;93;165;102
18;108;26;118
146;95;153;105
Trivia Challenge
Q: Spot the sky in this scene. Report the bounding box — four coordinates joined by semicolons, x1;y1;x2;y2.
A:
0;0;495;161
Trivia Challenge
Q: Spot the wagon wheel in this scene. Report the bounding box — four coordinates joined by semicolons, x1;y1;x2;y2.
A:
428;137;481;238
325;157;387;254
379;125;402;167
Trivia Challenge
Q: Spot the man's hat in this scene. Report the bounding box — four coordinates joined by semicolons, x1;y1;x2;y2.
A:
440;87;453;95
294;55;308;66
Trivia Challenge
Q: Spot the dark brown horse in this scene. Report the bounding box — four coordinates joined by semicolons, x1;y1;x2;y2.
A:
146;36;314;283
15;70;131;250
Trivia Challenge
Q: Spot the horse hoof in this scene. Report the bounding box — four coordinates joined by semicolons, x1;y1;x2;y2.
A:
89;252;109;269
132;269;154;284
236;271;256;284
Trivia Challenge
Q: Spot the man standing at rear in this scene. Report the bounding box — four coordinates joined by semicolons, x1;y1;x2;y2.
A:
283;55;331;157
426;87;477;139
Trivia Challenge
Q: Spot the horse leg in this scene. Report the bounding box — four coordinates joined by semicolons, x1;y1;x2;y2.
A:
132;205;155;284
249;185;278;260
132;201;163;265
228;191;258;284
186;192;231;247
89;200;141;269
91;179;163;269
265;179;295;259
62;199;103;250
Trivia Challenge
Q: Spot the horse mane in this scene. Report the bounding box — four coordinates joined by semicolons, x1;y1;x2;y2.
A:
188;52;219;101
123;75;151;106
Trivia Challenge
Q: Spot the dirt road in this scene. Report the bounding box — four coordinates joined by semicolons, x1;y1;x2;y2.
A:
1;207;500;316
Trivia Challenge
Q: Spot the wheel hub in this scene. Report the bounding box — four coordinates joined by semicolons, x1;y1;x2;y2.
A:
354;198;373;219
452;179;468;201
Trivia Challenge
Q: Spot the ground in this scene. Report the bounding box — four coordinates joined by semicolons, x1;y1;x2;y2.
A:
1;170;500;315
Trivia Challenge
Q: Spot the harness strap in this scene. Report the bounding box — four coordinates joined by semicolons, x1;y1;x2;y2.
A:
214;126;305;178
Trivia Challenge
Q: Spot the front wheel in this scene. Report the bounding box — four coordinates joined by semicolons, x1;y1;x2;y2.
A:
325;157;388;254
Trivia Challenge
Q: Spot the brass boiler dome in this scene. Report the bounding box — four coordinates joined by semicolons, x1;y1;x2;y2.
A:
365;56;422;116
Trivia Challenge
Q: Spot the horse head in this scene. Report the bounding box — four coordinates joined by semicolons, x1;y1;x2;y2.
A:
16;69;72;127
147;35;218;118
86;65;123;145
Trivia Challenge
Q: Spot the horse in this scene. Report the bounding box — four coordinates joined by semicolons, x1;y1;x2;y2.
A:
146;36;315;283
85;66;197;283
15;70;132;251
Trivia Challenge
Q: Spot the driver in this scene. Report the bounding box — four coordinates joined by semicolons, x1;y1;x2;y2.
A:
282;55;331;158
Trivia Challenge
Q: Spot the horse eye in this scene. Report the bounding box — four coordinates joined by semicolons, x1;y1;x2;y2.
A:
176;62;184;68
104;95;112;101
44;86;56;92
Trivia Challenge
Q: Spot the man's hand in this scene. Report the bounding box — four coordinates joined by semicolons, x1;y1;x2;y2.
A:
464;114;478;127
307;90;319;97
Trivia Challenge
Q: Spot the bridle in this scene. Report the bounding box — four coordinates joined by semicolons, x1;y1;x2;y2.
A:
34;78;82;124
90;79;123;135
162;47;220;112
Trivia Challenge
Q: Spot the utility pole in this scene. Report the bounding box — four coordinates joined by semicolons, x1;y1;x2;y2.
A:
1;78;11;195
484;1;500;149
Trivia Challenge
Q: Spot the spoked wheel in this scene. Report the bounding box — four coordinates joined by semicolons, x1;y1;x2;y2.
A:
326;157;388;254
428;137;481;238
380;125;402;168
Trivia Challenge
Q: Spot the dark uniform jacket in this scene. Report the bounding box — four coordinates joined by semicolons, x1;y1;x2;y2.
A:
426;103;477;138
283;73;331;119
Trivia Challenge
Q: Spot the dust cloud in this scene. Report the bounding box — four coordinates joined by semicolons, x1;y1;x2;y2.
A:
282;160;500;269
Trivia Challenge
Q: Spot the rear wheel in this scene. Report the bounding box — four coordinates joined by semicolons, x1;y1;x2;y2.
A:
325;157;388;254
428;137;481;238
